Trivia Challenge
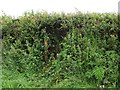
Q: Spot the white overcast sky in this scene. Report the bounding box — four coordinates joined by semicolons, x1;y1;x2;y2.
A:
0;0;119;18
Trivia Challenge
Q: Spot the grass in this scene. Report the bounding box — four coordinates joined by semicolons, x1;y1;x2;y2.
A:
2;69;31;88
2;68;98;88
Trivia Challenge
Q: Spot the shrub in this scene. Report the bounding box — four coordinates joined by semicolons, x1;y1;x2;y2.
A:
1;12;119;87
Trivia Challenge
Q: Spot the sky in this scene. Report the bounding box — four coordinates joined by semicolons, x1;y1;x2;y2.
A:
0;0;119;18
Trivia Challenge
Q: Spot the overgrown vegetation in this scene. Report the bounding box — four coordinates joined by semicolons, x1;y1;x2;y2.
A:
1;11;120;88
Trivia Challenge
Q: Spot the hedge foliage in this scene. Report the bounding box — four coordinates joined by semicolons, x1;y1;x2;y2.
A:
1;12;120;87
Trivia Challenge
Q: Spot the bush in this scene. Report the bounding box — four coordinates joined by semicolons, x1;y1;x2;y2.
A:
1;12;119;87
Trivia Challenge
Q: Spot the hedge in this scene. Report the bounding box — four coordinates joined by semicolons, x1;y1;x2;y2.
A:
1;12;120;87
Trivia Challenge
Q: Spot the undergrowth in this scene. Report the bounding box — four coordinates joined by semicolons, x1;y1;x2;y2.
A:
1;11;119;88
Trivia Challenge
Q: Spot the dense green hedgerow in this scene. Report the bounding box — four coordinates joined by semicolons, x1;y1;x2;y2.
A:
1;12;119;88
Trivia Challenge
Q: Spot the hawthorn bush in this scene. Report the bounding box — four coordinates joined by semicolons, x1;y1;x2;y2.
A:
1;12;119;87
